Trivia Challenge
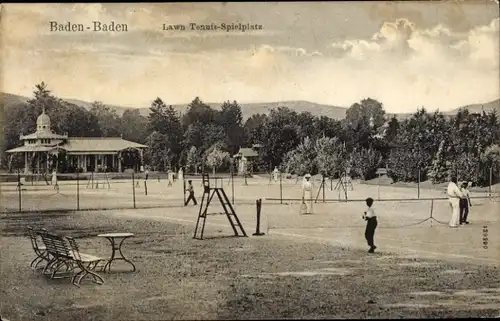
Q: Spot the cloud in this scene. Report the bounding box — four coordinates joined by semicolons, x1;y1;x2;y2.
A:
330;17;499;64
1;3;498;113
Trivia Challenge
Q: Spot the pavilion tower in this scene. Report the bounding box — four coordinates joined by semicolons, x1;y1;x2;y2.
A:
37;108;52;133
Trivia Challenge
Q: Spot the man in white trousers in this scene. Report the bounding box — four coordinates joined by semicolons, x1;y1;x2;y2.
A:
447;176;464;228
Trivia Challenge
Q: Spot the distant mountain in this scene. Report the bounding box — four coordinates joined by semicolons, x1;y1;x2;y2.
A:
0;92;29;107
1;93;348;120
1;91;499;121
388;99;500;121
452;98;500;115
62;97;135;116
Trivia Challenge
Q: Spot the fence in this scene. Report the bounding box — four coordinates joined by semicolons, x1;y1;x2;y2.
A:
0;168;498;213
0;170;257;213
264;167;499;204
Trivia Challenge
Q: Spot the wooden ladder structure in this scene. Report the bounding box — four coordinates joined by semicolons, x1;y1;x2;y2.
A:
193;173;247;240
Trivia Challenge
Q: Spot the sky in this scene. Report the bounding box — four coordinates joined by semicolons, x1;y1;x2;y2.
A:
1;2;499;113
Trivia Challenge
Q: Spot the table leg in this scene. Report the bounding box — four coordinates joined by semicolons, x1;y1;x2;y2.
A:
102;236;136;272
118;237;136;272
102;237;116;272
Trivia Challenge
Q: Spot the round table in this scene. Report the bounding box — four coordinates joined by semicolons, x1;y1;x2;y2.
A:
98;232;136;272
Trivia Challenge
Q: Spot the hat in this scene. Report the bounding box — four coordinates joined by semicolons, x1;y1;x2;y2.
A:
304;174;311;178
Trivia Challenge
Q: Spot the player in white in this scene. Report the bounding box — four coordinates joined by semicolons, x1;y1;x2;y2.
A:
178;167;183;183
272;166;279;182
301;173;313;214
446;176;464;228
167;170;173;187
51;169;59;192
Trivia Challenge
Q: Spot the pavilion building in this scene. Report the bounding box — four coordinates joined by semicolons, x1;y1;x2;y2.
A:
6;109;147;174
233;144;261;175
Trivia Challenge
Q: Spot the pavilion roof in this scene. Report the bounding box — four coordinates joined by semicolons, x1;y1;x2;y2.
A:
62;137;147;153
6;137;147;154
234;147;258;158
21;132;68;140
6;145;59;153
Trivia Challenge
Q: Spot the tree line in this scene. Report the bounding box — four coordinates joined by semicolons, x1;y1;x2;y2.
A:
2;82;500;186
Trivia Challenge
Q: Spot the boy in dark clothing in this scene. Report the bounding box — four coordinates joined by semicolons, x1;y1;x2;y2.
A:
363;197;378;253
185;180;197;206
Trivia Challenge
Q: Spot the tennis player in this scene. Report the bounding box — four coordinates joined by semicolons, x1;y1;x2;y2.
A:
363;197;378;253
301;173;313;214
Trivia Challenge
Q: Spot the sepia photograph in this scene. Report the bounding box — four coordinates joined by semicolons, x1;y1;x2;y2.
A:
0;1;499;320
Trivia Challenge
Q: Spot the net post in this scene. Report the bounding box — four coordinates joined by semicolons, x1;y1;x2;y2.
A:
322;176;325;203
144;179;148;196
76;170;80;211
429;199;434;227
17;169;22;213
344;169;348;202
231;166;235;205
377;172;380;201
253;198;265;236
417;167;421;199
132;171;136;209
279;171;283;204
489;167;492;198
183;178;186;206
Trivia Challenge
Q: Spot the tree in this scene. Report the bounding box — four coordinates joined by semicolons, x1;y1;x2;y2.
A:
121;109;148;143
90;101;121;136
392;108;442;175
260;107;300;167
183;122;226;155
205;145;230;175
480;144;500;186
314;136;343;178
384;115;400;144
295;111;316;141
218;100;245;154
481;144;500;168
144;131;170;171
28;82;55;115
186;146;201;174
62;103;102;137
148;98;183;166
182;97;217;128
428;139;448;184
350;147;381;180
449;152;481;185
387;148;423;182
313;116;342;139
283;136;316;176
244;113;267;145
345;98;386;129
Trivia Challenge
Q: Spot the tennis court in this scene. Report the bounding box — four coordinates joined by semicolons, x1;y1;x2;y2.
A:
1;174;498;266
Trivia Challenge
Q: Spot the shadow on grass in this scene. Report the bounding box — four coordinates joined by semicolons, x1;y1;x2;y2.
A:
0;211;121;238
197;235;249;240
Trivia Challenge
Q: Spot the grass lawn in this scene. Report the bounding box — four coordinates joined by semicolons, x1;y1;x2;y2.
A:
1;209;499;320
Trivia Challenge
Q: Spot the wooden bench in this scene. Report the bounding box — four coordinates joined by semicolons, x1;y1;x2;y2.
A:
27;226;50;270
39;231;105;287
